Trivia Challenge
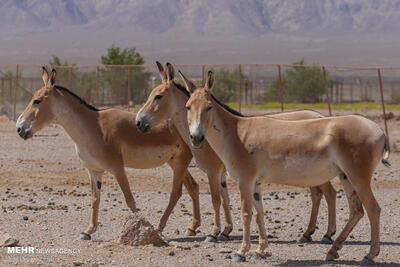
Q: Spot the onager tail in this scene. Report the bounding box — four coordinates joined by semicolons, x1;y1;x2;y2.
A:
381;137;391;168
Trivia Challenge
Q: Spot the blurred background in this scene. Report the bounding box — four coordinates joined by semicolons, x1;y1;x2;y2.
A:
1;0;400;127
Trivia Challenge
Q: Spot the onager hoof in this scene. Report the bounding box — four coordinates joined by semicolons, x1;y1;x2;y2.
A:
232;253;246;263
321;235;334;244
360;256;376;266
218;233;230;241
204;235;218;243
78;232;91;240
299;234;312;243
185;228;196;237
251;252;271;260
325;252;339;261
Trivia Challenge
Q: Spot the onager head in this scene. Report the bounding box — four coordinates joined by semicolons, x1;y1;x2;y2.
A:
16;67;58;140
181;70;214;149
136;62;177;133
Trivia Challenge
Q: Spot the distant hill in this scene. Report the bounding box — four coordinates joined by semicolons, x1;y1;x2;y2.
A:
1;0;400;65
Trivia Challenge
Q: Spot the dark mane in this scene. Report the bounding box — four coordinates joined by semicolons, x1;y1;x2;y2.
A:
210;94;244;117
54;85;99;111
173;82;190;98
173;82;243;117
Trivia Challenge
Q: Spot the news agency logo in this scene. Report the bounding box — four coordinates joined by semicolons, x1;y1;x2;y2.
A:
6;247;79;254
7;247;35;254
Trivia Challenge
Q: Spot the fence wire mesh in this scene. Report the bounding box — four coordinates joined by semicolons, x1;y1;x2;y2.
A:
0;63;398;142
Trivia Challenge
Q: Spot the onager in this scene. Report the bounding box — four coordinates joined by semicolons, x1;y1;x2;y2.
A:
183;70;389;264
16;67;201;240
137;62;337;243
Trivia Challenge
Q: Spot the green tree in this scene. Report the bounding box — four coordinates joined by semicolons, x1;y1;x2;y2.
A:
100;45;150;104
212;68;252;103
264;59;332;103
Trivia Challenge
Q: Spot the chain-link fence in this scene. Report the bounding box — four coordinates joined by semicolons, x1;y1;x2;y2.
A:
1;63;399;141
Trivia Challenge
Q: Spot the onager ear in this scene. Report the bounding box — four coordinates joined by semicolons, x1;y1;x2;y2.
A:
178;70;196;94
205;70;214;92
156;61;167;83
166;62;175;83
42;66;49;87
49;68;57;87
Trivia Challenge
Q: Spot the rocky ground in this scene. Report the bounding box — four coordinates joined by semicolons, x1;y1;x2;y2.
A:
0;111;399;267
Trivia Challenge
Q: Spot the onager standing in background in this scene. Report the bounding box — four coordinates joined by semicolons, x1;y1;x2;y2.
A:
137;62;337;243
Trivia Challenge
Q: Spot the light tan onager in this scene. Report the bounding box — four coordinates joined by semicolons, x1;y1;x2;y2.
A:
16;67;204;240
183;70;389;264
137;62;337;243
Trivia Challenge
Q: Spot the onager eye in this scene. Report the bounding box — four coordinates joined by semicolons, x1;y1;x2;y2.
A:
154;95;163;100
206;106;212;111
186;106;191;111
33;99;41;105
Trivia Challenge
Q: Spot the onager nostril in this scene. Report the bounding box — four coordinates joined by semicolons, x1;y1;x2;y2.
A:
190;134;194;140
17;127;22;133
136;120;142;127
200;136;204;142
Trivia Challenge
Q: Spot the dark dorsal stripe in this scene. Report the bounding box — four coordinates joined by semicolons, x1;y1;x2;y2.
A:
54;85;99;111
173;82;244;117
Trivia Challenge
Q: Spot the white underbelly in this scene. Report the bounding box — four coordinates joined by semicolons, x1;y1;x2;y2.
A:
259;155;340;187
121;145;178;169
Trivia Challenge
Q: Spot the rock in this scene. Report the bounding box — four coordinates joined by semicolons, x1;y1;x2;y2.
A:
116;212;167;247
219;248;232;254
169;251;175;256
23;216;29;221
0;232;19;247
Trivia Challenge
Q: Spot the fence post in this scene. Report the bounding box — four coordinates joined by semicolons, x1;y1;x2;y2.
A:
127;67;131;111
201;65;205;86
377;68;390;145
96;66;99;105
238;64;242;112
68;67;72;90
322;66;332;116
277;64;284;112
1;79;4;99
13;64;19;121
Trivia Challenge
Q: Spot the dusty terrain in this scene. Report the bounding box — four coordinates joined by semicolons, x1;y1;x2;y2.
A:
0;110;399;267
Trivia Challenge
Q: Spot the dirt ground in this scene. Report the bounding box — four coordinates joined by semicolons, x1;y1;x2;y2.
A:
0;110;399;267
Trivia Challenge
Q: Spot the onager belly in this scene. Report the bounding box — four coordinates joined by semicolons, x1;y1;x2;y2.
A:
259;155;341;187
121;144;179;169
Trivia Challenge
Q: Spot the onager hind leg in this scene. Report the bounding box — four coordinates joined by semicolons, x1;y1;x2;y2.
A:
300;183;337;244
250;183;269;260
321;182;337;243
326;174;364;261
112;168;137;213
182;170;201;236
300;186;323;243
156;154;195;234
218;168;233;240
79;169;103;240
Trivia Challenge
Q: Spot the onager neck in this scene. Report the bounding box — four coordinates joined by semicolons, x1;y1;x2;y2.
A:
205;99;243;166
170;88;192;145
51;91;99;147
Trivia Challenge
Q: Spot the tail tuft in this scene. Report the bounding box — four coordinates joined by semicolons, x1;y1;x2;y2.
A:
381;158;391;168
381;137;390;168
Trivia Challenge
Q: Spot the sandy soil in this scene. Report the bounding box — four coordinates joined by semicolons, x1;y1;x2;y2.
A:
0;111;399;267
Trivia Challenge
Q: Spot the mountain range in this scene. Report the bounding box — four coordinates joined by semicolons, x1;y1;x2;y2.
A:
1;0;400;66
